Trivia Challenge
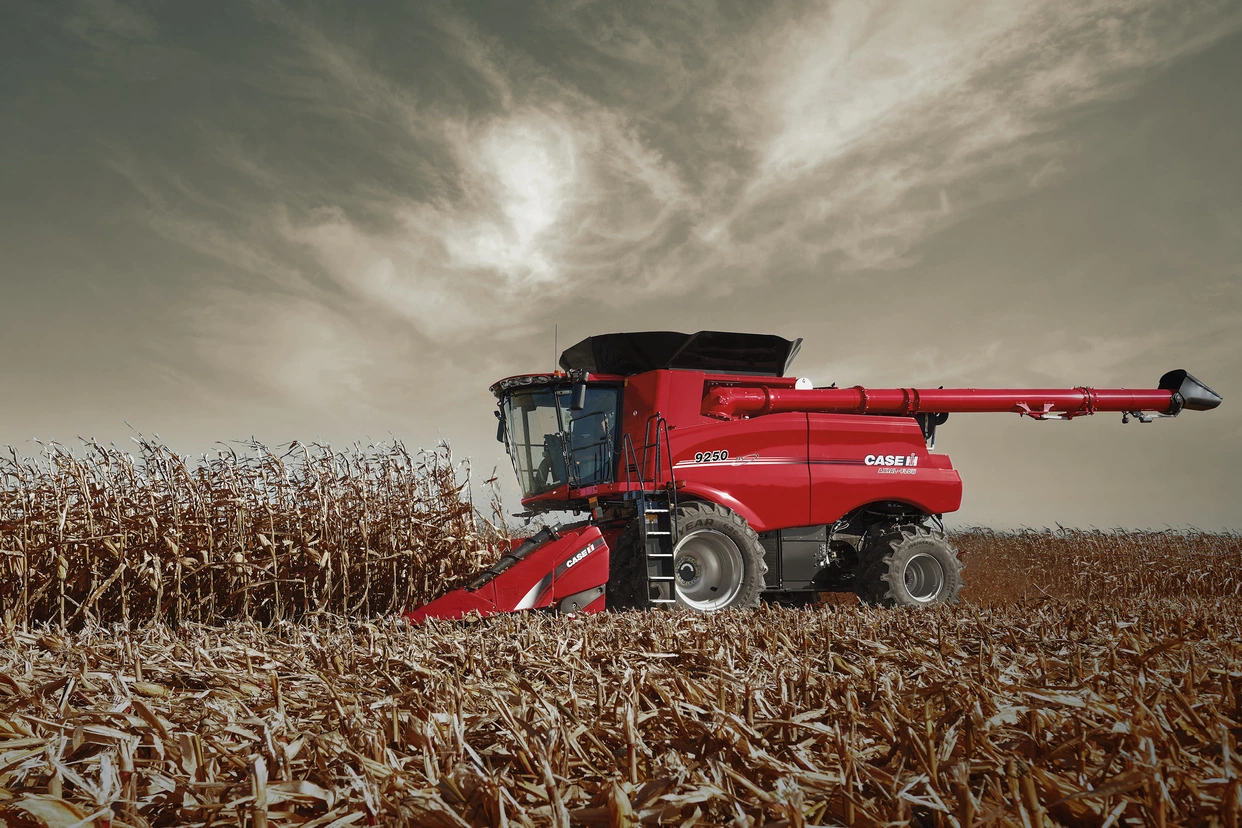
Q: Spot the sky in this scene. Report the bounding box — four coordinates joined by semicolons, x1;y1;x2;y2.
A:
2;0;1240;529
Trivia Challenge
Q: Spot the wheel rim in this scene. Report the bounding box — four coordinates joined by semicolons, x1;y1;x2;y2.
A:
903;552;945;603
673;529;744;611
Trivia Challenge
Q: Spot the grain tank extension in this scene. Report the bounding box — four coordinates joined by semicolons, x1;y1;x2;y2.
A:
408;331;1220;620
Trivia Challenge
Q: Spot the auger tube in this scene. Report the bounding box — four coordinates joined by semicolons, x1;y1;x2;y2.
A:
701;370;1221;421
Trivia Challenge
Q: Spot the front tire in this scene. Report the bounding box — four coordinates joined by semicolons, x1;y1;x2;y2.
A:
606;502;768;611
672;502;767;611
856;523;963;607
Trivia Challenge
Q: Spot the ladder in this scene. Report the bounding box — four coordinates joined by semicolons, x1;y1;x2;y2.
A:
622;415;679;605
640;491;676;604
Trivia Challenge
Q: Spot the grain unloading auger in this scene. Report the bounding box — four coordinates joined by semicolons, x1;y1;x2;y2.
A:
407;331;1220;621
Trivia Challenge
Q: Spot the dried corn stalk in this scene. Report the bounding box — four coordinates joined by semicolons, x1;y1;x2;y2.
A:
0;439;503;628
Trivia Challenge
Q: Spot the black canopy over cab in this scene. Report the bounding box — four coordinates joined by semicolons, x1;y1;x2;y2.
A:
560;331;803;377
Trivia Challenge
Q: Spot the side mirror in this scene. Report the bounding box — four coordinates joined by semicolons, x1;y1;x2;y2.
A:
570;382;587;411
495;409;506;443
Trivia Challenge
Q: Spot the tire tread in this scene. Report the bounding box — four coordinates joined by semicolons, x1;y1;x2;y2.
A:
856;523;964;607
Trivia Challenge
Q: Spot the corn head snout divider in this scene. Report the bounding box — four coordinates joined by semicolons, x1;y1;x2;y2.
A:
407;331;1221;621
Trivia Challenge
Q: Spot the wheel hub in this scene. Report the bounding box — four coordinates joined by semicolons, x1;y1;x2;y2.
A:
676;558;701;585
672;529;745;611
903;552;945;603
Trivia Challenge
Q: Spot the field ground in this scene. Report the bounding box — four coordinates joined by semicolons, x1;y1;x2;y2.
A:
2;552;1241;826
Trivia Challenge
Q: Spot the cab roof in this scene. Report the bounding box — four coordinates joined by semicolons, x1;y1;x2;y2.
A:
558;331;802;377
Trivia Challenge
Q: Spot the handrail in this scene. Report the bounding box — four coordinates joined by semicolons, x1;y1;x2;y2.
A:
633;413;679;491
621;432;642;492
640;414;665;487
657;416;679;544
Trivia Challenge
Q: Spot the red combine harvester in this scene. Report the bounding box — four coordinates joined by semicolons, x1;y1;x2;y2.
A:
408;331;1220;621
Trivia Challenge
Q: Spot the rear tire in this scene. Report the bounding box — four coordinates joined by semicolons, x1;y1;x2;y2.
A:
856;523;963;607
605;502;768;611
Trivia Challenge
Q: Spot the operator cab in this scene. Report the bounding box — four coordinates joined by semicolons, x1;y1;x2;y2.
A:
491;332;804;508
494;377;621;500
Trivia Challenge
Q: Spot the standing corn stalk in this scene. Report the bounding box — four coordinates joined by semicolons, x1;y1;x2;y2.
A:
0;438;503;628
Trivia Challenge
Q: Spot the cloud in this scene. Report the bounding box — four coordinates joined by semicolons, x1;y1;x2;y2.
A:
280;207;484;339
722;0;1242;271
448;114;579;285
184;288;373;408
261;101;689;340
65;0;157;46
1028;335;1154;380
103;0;1242;409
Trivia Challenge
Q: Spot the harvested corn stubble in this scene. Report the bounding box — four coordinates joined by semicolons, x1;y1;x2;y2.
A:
2;599;1242;827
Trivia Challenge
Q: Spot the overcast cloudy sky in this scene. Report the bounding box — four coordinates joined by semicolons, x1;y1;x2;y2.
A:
2;0;1240;528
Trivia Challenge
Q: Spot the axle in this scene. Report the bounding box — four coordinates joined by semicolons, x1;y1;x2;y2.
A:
702;369;1220;421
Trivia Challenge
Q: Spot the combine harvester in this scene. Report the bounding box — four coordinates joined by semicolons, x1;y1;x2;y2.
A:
408;331;1220;620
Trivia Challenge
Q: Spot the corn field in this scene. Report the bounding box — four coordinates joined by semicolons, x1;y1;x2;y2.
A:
2;439;1241;826
0;439;503;629
955;527;1242;605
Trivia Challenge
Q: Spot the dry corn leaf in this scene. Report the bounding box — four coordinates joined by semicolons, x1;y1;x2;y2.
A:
3;794;89;828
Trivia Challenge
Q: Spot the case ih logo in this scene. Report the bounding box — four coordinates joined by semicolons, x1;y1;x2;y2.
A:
563;540;602;569
864;453;920;467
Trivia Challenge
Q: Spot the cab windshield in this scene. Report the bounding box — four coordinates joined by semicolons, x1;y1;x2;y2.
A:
502;386;619;498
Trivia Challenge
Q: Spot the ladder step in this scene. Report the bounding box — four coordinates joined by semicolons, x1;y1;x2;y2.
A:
648;576;675;581
647;553;674;558
643;508;670;513
646;531;671;536
650;598;677;604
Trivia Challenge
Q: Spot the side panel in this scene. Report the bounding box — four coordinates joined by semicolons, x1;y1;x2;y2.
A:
808;413;962;524
759;526;830;593
667;414;810;532
619;370;707;483
778;525;827;588
491;526;608;610
407;525;608;621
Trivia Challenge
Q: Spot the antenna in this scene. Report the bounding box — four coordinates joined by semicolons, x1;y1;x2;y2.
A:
553;324;558;373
